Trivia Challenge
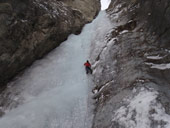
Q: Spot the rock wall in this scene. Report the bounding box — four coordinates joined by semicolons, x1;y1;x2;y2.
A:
0;0;100;87
92;0;170;128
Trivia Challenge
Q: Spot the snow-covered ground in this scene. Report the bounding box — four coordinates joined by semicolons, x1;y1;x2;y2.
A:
0;11;111;128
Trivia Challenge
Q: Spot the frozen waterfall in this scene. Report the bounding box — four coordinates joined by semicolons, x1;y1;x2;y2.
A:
0;11;112;128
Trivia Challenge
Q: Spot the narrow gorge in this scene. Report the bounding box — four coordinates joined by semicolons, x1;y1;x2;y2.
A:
1;0;170;128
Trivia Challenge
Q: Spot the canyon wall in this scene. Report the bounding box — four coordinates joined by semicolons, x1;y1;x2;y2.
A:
92;0;170;127
0;0;100;86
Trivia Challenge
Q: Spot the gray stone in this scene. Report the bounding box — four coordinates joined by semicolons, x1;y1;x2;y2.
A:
92;0;170;127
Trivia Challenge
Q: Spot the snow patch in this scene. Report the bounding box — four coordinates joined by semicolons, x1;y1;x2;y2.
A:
119;30;129;34
165;49;170;53
112;88;170;128
146;55;163;60
92;60;100;68
107;38;117;47
145;62;170;70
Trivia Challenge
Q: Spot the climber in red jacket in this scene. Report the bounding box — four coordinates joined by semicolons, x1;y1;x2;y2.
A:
84;60;93;74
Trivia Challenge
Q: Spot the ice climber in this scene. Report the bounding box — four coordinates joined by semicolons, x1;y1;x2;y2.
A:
84;60;93;74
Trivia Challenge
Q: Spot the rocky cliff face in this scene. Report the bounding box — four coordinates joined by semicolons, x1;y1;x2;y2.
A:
0;0;100;87
92;0;170;128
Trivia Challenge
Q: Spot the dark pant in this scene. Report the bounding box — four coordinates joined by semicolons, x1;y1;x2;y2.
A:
85;66;92;74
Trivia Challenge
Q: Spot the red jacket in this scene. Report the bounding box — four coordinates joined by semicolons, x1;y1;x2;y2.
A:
84;62;91;67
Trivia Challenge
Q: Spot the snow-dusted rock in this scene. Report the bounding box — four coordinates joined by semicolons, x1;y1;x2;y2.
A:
92;0;170;128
